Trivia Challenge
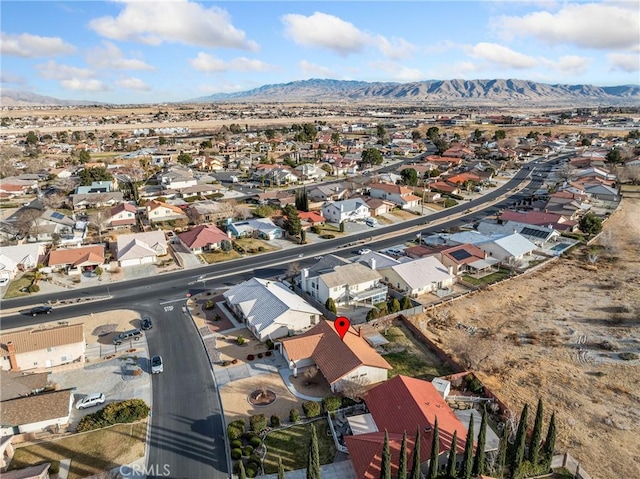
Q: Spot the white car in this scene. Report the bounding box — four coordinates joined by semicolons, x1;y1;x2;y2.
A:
151;355;164;374
0;277;9;286
76;393;105;410
358;248;372;255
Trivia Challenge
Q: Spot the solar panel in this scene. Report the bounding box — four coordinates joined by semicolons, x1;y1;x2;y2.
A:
450;249;473;261
51;212;65;219
521;227;548;239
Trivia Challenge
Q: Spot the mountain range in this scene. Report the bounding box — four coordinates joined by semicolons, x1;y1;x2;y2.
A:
193;78;640;106
2;79;639;107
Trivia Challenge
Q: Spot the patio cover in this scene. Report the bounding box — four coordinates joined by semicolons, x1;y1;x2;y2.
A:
347;413;378;435
468;257;500;271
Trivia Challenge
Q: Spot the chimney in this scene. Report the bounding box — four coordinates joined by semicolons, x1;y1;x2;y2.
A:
6;342;19;371
369;257;377;270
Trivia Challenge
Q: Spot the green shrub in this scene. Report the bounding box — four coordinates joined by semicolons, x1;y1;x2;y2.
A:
289;408;300;423
76;399;150;432
270;415;280;427
48;461;60;475
249;414;267;433
249;436;262;448
231;448;242;460
28;284;40;293
464;373;484;394
227;419;245;440
242;445;254;457
247;455;262;469
246;465;258;478
302;401;321;418
236;335;245;345
322;396;342;412
230;439;242;449
265;339;275;350
204;300;215;310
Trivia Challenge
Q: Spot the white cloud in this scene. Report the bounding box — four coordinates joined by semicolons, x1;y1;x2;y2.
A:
466;43;538;69
197;82;246;93
89;0;258;51
0;72;26;86
298;60;336;78
492;2;640;51
375;36;417;61
551;55;591;76
189;52;273;72
87;42;154;70
369;62;424;82
1;32;75;57
281;11;414;59
116;77;151;91
35;61;95;80
61;78;108;92
608;53;640;73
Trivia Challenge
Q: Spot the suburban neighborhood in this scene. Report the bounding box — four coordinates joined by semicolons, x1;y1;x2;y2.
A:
1;103;639;479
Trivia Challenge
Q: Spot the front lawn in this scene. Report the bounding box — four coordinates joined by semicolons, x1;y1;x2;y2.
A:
381;325;452;380
7;422;147;479
234;238;279;253
3;272;35;299
462;269;511;285
263;420;336;474
200;250;242;264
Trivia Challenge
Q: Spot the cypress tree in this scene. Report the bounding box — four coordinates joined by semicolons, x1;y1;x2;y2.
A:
278;457;285;479
473;407;488;475
495;429;508;478
445;430;457;479
409;427;422;479
426;418;439;479
542;412;557;471
306;423;321;479
510;404;529;474
381;430;391;479
398;431;408;479
529;399;544;466
460;414;474;479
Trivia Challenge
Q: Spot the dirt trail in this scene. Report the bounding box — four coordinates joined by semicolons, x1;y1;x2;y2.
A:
410;197;640;479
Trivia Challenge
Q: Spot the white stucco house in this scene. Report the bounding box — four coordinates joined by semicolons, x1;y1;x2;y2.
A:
322;198;370;224
379;256;455;297
114;230;168;267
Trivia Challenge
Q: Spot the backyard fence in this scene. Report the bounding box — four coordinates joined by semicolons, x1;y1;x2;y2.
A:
551;453;593;479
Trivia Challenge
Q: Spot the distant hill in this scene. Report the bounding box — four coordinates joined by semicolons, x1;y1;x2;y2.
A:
0;89;104;107
192;78;640;106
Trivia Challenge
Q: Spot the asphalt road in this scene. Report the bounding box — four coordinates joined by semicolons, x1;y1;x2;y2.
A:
0;154;563;479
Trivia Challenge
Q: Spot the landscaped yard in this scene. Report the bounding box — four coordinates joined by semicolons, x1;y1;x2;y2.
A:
2;272;35;299
235;237;279;253
199;250;242;264
381;324;452;380
262;419;336;474
462;268;511;285
7;422;147;479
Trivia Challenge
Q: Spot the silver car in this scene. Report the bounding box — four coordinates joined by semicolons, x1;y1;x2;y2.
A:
76;393;105;410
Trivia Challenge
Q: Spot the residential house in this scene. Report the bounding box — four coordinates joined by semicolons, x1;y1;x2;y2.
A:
0;462;51;479
332;158;359;175
295;163;327;181
428;181;460;195
3;202;86;245
298;211;326;229
302;261;387;307
158;165;198;190
0;370;49;402
0;254;18;284
178;225;229;253
107;203;137;228
278;320;392;393
176;184;224;200
364;198;395;216
345;375;480;479
477;220;560;248
322;199;370;224
0;323;86;371
223;278;322;341
0;389;74;436
143;199;188;224
187;200;233;225
584;184;620;202
74;180;116;194
47;245;105;275
308;184;350;202
252;165;298;186
72;188;123;208
227;217;284;240
439;243;491;276
379;256;455;297
368;183;421;210
476;233;537;263
0;243;45;278
498;210;578;232
114;230;168;267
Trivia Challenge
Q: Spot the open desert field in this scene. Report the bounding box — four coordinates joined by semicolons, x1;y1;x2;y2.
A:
409;196;640;479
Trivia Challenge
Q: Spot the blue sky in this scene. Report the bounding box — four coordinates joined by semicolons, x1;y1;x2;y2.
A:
2;0;639;104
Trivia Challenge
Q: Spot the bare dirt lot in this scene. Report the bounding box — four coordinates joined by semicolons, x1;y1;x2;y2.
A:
409;197;640;479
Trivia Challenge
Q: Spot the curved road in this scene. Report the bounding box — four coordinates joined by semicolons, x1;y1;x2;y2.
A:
0;155;561;478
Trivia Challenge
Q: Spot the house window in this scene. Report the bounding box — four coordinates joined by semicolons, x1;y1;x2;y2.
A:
33;362;38;366
61;356;68;362
47;347;53;352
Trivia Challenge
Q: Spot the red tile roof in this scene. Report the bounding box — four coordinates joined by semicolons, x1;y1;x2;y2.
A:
110;203;137;216
48;246;105;267
499;210;577;230
178;225;229;249
347;376;468;479
280;320;391;385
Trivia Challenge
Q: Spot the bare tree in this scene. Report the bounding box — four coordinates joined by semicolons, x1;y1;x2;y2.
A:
339;376;369;402
14;208;42;239
619;165;640;185
286;261;301;280
598;230;616;257
303;365;319;386
559;163;577;181
587;252;599;265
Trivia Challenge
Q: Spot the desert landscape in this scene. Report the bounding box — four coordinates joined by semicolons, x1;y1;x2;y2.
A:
410;196;640;479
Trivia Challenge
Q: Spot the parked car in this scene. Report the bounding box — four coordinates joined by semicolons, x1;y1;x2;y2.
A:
151;355;163;374
75;393;105;410
358;248;372;255
140;317;153;330
0;277;9;286
113;329;142;345
29;305;53;316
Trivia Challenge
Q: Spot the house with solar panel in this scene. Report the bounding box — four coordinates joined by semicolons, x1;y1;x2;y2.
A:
438;243;500;276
